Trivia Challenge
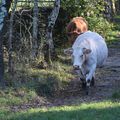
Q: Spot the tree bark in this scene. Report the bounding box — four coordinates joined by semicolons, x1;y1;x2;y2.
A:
45;0;61;64
8;0;18;74
104;0;113;20
116;0;120;14
0;0;11;86
111;0;116;14
32;0;39;58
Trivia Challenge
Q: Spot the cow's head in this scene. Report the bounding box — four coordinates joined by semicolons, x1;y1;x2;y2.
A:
66;17;88;44
64;47;91;70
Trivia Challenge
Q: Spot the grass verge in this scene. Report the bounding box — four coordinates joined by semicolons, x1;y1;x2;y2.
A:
0;101;120;120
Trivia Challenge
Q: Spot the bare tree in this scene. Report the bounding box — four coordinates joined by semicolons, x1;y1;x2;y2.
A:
0;0;12;85
45;0;61;64
32;0;39;58
8;0;18;74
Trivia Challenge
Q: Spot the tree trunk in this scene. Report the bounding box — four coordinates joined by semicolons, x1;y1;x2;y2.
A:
32;0;39;58
8;0;18;74
0;0;11;86
116;0;120;14
104;0;113;20
45;0;61;64
111;0;116;14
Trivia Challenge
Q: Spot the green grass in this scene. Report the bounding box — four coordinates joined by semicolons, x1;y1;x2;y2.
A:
106;30;120;45
0;101;120;120
0;88;39;107
4;58;74;97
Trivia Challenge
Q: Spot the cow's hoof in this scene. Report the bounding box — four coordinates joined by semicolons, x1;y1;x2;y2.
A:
80;78;85;82
86;91;89;95
82;82;86;89
85;86;90;95
80;78;86;89
90;77;95;87
86;80;90;95
91;80;94;86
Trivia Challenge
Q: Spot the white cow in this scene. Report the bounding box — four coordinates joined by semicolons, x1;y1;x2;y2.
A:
64;31;108;94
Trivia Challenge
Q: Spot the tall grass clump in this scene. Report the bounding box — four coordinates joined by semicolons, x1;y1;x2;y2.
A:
4;56;74;98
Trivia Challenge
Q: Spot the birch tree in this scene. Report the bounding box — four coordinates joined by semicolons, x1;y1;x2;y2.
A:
0;0;9;85
8;0;18;74
111;0;116;14
45;0;61;64
32;0;39;58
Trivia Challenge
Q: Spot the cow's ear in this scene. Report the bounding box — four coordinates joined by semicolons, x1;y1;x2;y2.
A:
64;48;73;55
83;48;91;54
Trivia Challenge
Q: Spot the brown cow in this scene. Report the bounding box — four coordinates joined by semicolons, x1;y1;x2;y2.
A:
66;17;88;44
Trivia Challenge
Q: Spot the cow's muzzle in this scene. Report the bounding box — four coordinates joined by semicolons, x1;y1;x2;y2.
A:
73;65;80;70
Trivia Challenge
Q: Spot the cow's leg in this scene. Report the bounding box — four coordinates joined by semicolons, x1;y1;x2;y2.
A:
79;68;86;89
90;73;95;87
80;78;86;89
86;77;95;95
85;79;90;95
85;64;96;95
86;64;96;86
90;76;95;87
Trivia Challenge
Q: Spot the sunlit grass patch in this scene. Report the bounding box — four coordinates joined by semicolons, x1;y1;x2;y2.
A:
1;101;120;120
0;88;39;107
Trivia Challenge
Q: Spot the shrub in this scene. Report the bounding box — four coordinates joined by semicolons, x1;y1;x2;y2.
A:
53;0;113;47
87;16;114;39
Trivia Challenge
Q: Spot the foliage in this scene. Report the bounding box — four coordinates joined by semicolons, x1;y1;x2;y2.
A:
53;0;113;47
6;0;114;61
86;16;114;39
61;0;105;17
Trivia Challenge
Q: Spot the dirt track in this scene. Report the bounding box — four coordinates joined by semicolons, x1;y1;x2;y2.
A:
51;41;120;106
11;40;120;111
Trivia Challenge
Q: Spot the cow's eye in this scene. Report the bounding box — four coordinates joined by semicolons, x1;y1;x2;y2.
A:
80;55;83;58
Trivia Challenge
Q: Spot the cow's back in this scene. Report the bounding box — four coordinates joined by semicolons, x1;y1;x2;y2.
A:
90;32;108;67
72;31;108;67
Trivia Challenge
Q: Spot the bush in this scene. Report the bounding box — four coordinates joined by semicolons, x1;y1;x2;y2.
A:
53;0;113;47
87;16;114;39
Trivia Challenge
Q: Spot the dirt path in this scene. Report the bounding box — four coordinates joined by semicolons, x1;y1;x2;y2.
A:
10;40;120;111
50;42;120;106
